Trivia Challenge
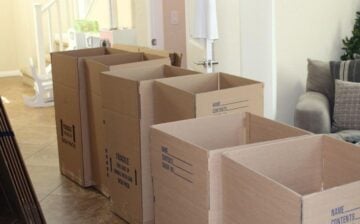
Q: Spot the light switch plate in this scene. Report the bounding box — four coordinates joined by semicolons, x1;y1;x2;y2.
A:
170;10;179;25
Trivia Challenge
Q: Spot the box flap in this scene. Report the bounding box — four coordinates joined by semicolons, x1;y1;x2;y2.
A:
224;135;323;195
155;73;218;94
323;136;360;190
154;81;195;124
85;53;145;95
163;65;199;77
219;72;261;88
100;73;140;118
51;53;79;88
246;113;311;144
302;181;360;224
222;155;302;224
51;47;128;88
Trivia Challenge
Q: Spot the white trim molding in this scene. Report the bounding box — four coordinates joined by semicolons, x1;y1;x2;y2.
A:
0;70;22;78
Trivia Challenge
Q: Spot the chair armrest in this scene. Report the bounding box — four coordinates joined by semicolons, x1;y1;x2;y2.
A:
294;91;331;134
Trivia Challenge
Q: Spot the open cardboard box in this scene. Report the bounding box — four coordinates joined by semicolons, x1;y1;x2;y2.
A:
83;53;169;196
222;135;360;224
150;112;310;224
51;47;129;187
113;44;182;67
100;64;200;224
154;73;264;124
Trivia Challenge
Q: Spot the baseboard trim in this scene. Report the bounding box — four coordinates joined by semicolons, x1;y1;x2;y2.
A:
0;70;22;78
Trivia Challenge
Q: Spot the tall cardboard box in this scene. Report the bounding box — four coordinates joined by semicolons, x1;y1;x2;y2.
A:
100;64;200;224
154;73;264;124
222;135;360;224
150;112;310;224
51;47;129;187
83;53;169;196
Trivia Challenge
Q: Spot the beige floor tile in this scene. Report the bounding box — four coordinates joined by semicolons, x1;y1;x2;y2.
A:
25;146;60;167
41;194;127;224
1;77;125;223
18;142;46;159
26;165;65;199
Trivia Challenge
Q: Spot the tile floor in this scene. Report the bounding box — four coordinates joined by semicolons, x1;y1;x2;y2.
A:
0;77;126;224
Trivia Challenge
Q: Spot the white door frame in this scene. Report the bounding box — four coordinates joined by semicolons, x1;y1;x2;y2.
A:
150;0;164;49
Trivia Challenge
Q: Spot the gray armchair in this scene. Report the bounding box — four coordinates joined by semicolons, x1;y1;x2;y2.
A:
294;91;331;134
294;59;360;143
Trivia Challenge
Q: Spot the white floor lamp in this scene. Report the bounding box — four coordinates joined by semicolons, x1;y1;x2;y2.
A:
192;0;219;73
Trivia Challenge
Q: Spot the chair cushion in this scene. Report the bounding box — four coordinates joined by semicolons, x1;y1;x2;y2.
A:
330;130;360;145
306;59;335;111
333;80;360;131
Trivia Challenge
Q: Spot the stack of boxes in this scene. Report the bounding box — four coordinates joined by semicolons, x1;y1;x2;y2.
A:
51;45;360;224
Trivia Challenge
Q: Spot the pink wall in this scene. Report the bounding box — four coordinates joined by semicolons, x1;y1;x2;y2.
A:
162;0;187;67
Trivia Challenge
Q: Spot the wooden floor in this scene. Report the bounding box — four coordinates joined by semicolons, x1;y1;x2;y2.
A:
0;77;126;224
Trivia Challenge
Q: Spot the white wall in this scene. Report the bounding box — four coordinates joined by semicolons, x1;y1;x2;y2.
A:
239;0;276;119
276;0;360;123
0;1;17;71
87;0;133;29
133;0;151;46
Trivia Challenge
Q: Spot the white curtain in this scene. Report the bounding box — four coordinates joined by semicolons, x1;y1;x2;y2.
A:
191;0;219;40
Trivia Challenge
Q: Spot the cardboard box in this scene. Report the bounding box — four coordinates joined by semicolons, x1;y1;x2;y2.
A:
222;135;360;224
154;73;264;124
150;112;310;224
100;64;200;224
83;53;170;196
51;47;129;187
113;44;182;67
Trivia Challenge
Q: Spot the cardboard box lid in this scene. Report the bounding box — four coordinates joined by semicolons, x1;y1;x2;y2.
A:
154;73;264;123
51;47;129;88
101;64;199;119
